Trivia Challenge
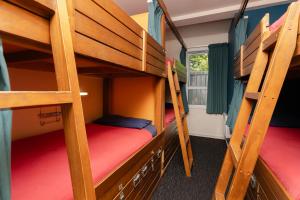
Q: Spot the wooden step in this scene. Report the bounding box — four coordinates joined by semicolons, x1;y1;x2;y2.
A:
181;112;185;120
0;91;73;109
185;136;190;145
213;192;225;200
189;157;193;169
245;92;260;100
228;144;241;168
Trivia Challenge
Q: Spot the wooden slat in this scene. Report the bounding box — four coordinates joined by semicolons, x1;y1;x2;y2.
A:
92;0;143;38
245;92;260;100
0;1;50;45
243;34;261;60
74;0;143;49
75;11;142;60
243;62;255;76
243;49;259;69
0;91;72;109
146;54;165;70
142;30;147;71
244;19;266;49
146;64;166;77
74;33;142;71
147;33;165;55
6;0;55;18
147;44;165;63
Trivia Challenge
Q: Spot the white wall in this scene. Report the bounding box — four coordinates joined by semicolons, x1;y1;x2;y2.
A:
166;19;231;139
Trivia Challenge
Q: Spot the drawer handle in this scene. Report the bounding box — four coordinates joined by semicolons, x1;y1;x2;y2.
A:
141;165;148;177
133;173;141;187
157;148;162;158
250;175;257;189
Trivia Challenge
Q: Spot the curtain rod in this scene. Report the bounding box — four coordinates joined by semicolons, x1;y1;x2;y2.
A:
157;0;187;50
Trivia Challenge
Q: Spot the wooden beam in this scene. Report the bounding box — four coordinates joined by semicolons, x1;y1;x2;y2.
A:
4;50;51;64
0;91;72;109
157;0;187;50
230;0;249;32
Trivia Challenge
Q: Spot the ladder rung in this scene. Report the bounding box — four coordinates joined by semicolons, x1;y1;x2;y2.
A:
0;91;73;109
213;192;225;200
228;144;241;168
245;92;260;100
181;112;185;120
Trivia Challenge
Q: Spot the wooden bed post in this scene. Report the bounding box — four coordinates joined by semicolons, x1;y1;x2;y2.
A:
50;0;96;199
155;77;165;134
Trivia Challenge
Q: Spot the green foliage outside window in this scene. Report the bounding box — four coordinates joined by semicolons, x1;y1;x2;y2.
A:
189;53;208;72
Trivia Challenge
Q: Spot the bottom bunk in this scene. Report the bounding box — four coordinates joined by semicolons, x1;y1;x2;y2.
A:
12;123;163;200
162;104;180;172
246;126;300;200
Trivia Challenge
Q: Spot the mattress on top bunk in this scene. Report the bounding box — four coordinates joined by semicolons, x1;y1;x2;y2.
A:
260;126;300;200
12;124;152;200
165;105;175;126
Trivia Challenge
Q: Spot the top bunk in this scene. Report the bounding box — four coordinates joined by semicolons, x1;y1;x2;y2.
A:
166;58;187;83
233;2;300;79
0;0;166;78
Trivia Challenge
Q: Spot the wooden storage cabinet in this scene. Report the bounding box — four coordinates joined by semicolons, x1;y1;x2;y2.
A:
163;121;179;170
96;134;164;200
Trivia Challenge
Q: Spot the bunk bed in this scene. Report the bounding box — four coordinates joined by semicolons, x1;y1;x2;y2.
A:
0;0;170;199
232;6;300;200
162;58;187;171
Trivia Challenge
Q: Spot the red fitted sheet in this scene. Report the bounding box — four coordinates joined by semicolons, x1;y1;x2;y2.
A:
12;124;152;200
260;126;300;200
165;107;175;126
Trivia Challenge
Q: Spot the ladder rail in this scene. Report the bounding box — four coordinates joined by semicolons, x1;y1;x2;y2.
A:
167;61;193;177
50;1;96;199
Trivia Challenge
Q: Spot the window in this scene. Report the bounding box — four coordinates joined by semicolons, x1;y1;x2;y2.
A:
187;51;209;106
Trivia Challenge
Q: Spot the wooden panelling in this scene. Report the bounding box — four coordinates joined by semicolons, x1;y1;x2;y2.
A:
74;33;142;71
244;34;261;60
74;0;143;49
75;11;142;60
146;64;166;77
243;49;259;70
147;34;165;55
95;133;163;198
92;0;143;38
147;44;165;63
146;54;165;70
0;1;50;45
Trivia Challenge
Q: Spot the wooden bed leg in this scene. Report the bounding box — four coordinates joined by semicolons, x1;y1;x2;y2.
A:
50;1;96;199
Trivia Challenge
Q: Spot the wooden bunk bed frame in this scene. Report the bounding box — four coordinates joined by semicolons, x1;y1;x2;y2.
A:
214;2;300;200
0;0;172;199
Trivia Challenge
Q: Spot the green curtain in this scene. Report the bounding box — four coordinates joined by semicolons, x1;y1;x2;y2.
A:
206;43;229;114
226;18;248;130
0;37;12;200
179;47;189;113
226;80;244;131
234;17;248;55
148;0;163;45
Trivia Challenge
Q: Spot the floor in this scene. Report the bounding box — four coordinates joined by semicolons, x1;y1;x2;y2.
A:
152;136;227;200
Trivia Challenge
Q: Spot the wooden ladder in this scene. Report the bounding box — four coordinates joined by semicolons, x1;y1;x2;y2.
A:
0;1;96;199
167;61;193;177
213;3;300;200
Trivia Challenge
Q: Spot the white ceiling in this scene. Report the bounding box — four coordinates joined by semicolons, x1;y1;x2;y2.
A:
113;0;292;27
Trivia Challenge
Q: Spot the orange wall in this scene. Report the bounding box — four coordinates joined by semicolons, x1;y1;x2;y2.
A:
111;77;156;122
9;68;103;140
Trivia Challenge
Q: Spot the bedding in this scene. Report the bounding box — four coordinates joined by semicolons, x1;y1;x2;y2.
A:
165;103;175;126
94;115;157;137
12;124;152;200
260;126;300;200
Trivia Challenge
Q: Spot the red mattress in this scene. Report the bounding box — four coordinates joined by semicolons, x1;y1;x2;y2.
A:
260;126;300;200
165;107;175;126
12;124;152;200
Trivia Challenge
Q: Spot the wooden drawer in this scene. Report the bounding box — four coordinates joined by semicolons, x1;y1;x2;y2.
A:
96;134;163;199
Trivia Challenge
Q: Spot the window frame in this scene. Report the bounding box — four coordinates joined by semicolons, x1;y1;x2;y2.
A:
186;48;209;108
